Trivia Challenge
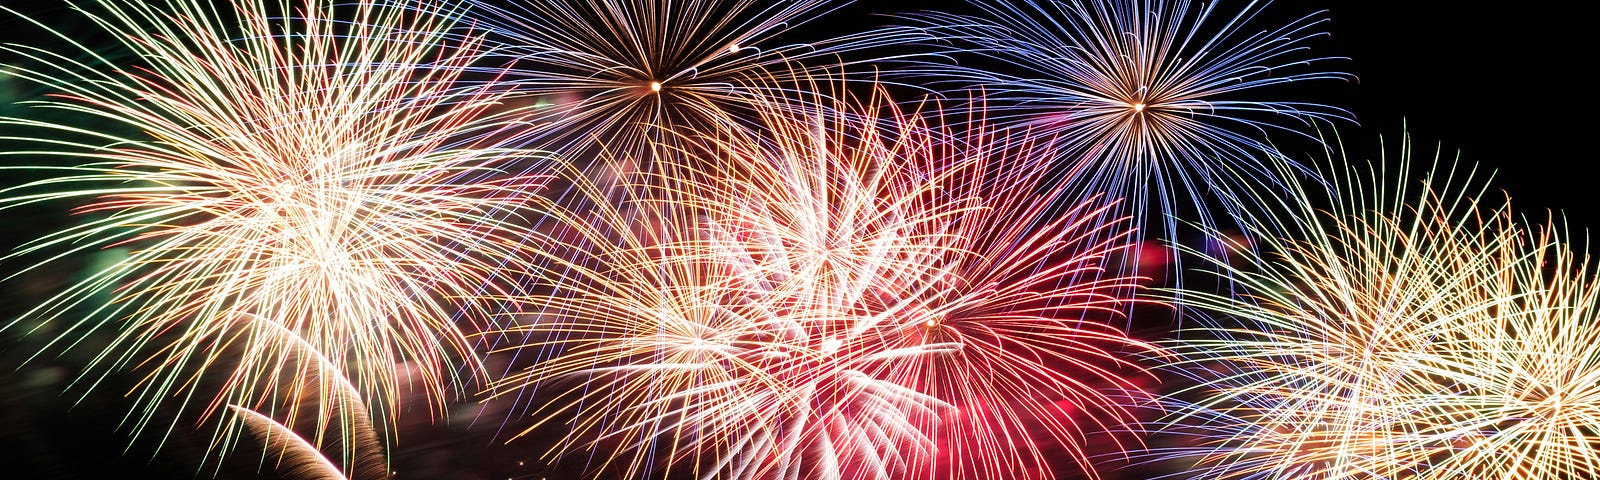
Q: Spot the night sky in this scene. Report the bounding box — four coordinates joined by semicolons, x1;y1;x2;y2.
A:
1332;3;1587;229
0;1;1588;479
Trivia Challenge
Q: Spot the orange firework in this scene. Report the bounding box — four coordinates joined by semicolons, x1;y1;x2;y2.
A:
0;0;555;467
1155;131;1600;479
451;0;914;180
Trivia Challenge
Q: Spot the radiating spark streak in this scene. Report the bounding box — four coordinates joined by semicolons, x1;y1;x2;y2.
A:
1153;130;1600;479
489;80;1160;479
879;0;1353;278
229;404;350;480
0;0;554;464
450;0;926;178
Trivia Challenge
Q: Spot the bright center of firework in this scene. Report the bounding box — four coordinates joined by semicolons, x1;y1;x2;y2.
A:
925;319;939;328
265;182;304;209
649;81;662;92
821;338;841;354
728;42;740;53
1132;102;1146;112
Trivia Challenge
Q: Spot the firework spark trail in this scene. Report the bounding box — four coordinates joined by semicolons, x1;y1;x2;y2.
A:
449;0;926;179
228;321;385;480
1152;131;1600;479
1148;132;1512;479
1406;222;1600;480
0;0;554;465
863;138;1162;480
489;81;1161;479
696;85;1163;480
879;0;1353;279
485;87;969;479
427;2;929;390
230;405;350;480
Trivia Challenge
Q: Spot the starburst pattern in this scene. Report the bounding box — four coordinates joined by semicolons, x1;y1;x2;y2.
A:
885;0;1352;275
0;0;553;462
1153;131;1600;479
451;0;913;178
488;85;1160;480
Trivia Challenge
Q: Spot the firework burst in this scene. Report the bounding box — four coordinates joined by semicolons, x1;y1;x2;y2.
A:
1154;131;1600;479
884;0;1353;276
450;0;914;178
489;82;1161;480
1417;223;1600;480
1;0;552;464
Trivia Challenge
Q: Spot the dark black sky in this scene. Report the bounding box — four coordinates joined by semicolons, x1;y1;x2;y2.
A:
1335;4;1588;228
0;1;1589;479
